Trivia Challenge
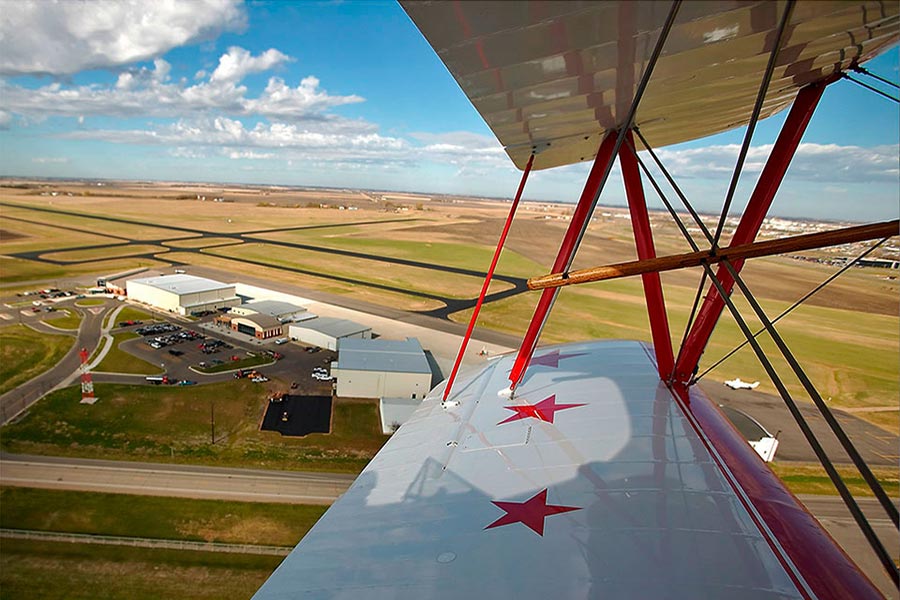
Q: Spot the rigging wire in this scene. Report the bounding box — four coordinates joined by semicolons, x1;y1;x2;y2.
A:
509;0;683;391
721;257;900;530
705;264;900;586
841;72;900;103
625;137;707;379
851;63;900;89
695;238;889;381
712;0;796;247
628;133;900;575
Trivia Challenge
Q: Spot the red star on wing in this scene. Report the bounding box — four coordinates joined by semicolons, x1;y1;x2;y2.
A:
485;488;581;536
498;394;585;425
528;349;586;368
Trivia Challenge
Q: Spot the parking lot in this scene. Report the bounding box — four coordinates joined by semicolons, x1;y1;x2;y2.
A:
114;315;338;396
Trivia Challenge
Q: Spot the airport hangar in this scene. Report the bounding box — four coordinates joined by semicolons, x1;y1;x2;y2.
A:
288;317;372;351
125;274;240;316
331;337;433;433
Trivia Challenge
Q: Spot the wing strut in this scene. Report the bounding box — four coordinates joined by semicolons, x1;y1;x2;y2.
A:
618;129;674;379
507;0;682;393
441;153;534;402
619;127;900;585
673;80;827;387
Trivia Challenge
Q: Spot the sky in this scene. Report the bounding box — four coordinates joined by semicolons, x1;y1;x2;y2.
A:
0;0;897;222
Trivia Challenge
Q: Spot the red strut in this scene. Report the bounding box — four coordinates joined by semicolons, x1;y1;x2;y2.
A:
618;130;674;380
442;154;534;402
673;81;826;386
508;132;619;391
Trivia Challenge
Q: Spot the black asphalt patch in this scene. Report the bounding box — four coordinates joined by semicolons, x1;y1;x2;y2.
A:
261;395;331;437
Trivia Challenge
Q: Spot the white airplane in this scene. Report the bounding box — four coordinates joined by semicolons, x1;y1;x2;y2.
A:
254;2;899;598
724;377;761;390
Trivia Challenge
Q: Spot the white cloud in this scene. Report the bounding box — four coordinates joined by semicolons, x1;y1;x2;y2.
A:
210;47;290;83
0;48;363;122
0;0;246;76
32;157;69;164
652;143;899;183
226;150;276;160
0;37;357;135
0;110;10;129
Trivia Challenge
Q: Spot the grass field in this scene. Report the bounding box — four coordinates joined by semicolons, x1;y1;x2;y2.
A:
770;463;900;497
113;306;154;325
0;255;168;284
0;539;280;600
195;355;272;373
1;383;388;473
42;308;82;330
163;250;444;312
208;241;504;300
0;487;325;547
0;324;73;395
95;332;162;375
75;298;106;307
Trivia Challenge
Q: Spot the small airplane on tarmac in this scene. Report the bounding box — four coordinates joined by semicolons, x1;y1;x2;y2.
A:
724;377;761;390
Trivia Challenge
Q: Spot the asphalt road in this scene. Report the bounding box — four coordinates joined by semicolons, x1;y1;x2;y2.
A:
700;382;899;466
0;297;116;424
0;453;354;505
0;452;895;596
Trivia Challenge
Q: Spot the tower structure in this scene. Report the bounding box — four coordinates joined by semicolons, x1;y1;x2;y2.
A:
79;347;96;404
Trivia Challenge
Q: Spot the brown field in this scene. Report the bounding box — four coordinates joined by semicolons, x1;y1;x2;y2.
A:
1;180;897;426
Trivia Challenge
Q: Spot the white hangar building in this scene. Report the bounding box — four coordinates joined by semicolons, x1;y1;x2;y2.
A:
333;338;432;400
126;274;240;315
288;317;372;351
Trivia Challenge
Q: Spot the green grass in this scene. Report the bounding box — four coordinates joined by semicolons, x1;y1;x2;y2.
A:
75;298;106;307
0;324;74;395
195;355;272;373
0;487;326;547
0;255;168;284
42;308;83;330
95;332;162;375
1;383;387;473
0;539;280;600
114;306;153;324
770;463;900;497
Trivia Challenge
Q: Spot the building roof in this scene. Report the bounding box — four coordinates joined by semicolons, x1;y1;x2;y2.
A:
337;338;430;374
292;317;371;339
379;397;423;434
245;300;307;317
128;274;232;295
232;313;282;330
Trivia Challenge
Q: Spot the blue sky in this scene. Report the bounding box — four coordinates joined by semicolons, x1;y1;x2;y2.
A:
0;0;897;221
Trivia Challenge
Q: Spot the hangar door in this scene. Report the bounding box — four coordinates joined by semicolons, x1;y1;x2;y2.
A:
237;323;256;336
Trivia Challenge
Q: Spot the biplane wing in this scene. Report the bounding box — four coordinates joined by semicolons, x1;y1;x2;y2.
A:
253;341;860;599
401;0;898;170
254;2;898;599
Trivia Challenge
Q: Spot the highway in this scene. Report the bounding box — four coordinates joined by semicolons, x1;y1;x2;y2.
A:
0;453;354;505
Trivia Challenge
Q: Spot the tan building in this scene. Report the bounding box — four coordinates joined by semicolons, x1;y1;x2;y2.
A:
230;313;283;340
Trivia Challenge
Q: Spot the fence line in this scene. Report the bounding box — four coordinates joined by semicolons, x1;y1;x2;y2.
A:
0;528;291;556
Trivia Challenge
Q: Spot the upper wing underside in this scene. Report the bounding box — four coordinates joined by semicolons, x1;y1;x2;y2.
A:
253;340;808;599
401;0;899;170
